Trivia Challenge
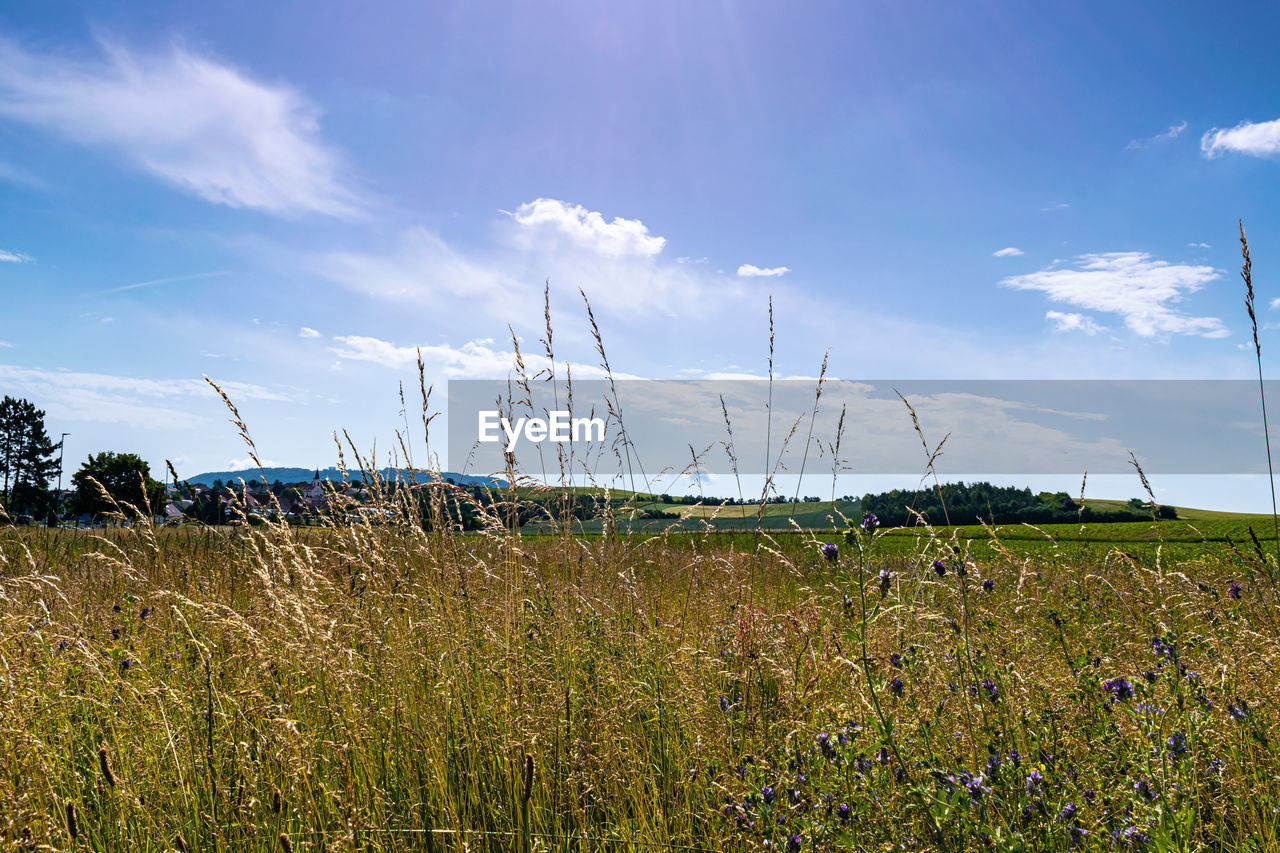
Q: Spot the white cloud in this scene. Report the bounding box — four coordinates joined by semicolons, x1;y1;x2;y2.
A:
1271;297;1280;310
0;364;290;428
1043;203;1070;212
1001;252;1227;338
505;198;665;257
226;456;280;470
0;249;31;262
0;341;12;348
330;335;638;380
1127;120;1187;150
1188;242;1211;249
314;199;737;320
104;270;229;294
1202;118;1280;159
1045;311;1107;335
0;38;363;218
993;247;1024;258
298;327;321;338
737;264;790;277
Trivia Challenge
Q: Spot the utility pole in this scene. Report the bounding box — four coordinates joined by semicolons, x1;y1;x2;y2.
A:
56;433;68;526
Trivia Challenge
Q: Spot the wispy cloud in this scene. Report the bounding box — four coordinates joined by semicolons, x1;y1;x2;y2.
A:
993;247;1024;258
1045;310;1107;335
1188;242;1211;249
1202;118;1280;159
103;270;230;294
737;264;790;277
0;38;364;218
0;249;32;263
1043;202;1070;212
1127;120;1187;150
299;327;321;339
0;341;12;348
1001;252;1227;338
504;198;665;257
0;364;290;427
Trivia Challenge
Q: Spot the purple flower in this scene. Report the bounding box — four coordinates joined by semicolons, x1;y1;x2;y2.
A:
1229;698;1252;721
1103;677;1134;701
956;561;968;578
861;513;879;532
1167;732;1187;757
836;803;850;822
1060;803;1077;821
878;567;892;594
965;774;990;801
889;652;902;668
139;607;151;619
982;578;995;593
889;678;904;696
1229;582;1242;599
981;679;999;701
1134;779;1156;800
1070;826;1088;845
1025;770;1044;791
820;542;839;563
787;835;802;852
932;559;947;576
761;786;775;805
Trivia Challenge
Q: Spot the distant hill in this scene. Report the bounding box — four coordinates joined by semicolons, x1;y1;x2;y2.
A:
180;467;505;488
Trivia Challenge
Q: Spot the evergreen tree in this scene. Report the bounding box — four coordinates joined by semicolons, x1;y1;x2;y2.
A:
0;396;61;520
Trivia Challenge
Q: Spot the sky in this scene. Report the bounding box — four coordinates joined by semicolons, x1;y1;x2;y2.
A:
4;1;1280;508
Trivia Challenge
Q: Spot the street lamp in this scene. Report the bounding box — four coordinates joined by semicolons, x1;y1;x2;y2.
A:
56;433;69;526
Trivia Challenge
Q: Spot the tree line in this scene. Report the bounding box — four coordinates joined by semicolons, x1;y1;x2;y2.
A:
1;395;164;523
859;480;1177;527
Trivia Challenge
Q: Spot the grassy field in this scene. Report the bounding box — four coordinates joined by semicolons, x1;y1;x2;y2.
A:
3;488;1280;852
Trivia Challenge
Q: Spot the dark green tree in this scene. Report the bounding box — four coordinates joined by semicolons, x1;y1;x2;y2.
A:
66;452;165;518
0;396;61;520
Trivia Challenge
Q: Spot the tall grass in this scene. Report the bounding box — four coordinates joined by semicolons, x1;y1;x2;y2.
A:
3;290;1280;851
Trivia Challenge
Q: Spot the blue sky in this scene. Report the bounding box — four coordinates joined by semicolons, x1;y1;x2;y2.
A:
4;2;1280;507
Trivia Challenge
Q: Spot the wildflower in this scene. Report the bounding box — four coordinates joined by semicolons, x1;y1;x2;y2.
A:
1134;779;1156;800
816;731;832;755
986;750;1002;776
861;513;879;532
718;696;730;713
787;835;802;852
139;607;151;619
981;679;999;701
1082;789;1095;804
761;786;775;805
1025;770;1044;791
878;567;892;594
1070;826;1088;845
821;542;839;563
1228;698;1252;721
956;561;968;578
889;678;904;696
966;774;990;801
1142;670;1158;684
889;652;903;668
1103;677;1134;701
57;639;70;652
1229;582;1242;599
932;559;947;576
1167;732;1187;758
1060;803;1077;821
836;803;850;822
982;578;995;593
119;659;133;672
110;627;121;641
1091;656;1101;668
1007;749;1022;768
112;604;122;613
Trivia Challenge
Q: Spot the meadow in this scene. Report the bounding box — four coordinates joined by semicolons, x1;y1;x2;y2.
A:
3;485;1279;852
